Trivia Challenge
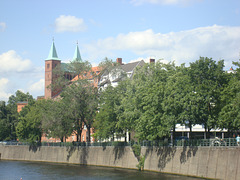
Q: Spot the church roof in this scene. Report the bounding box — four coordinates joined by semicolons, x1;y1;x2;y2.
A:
46;41;61;61
61;63;69;72
72;44;82;62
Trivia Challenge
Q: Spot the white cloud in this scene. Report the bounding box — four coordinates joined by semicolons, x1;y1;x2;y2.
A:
84;25;240;67
0;22;6;32
130;0;200;5
0;78;12;101
55;15;87;33
0;50;32;73
28;79;44;96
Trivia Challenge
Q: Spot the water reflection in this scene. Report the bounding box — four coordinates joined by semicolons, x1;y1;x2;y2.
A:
0;160;206;180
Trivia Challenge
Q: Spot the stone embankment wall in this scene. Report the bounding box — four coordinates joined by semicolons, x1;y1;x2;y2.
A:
142;146;240;180
0;146;138;169
0;145;239;180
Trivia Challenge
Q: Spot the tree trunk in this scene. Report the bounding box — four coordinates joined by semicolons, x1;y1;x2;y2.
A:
172;123;176;146
189;122;192;140
87;125;91;142
207;128;211;139
76;117;83;142
128;132;131;142
204;123;207;139
77;129;82;142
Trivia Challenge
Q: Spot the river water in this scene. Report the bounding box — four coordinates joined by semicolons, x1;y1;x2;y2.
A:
0;160;206;180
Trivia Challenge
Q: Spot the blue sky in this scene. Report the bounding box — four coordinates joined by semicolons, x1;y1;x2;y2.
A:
0;0;240;101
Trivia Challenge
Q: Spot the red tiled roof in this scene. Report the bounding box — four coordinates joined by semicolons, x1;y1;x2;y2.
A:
71;66;101;87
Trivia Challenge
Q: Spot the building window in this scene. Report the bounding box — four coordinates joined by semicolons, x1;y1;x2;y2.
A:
47;64;50;69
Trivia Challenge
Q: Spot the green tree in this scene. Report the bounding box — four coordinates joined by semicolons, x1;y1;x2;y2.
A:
115;79;137;141
93;85;119;141
6;90;34;140
162;66;185;140
219;92;240;132
128;62;176;141
16;100;43;143
94;60;133;142
188;57;226;138
41;99;73;142
218;59;240;133
83;85;98;142
61;79;98;142
0;101;11;141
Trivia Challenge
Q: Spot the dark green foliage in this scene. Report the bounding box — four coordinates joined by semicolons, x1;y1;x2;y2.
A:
218;59;240;132
16;100;43;143
3;57;240;143
2;90;34;141
129;62;176;140
61;79;98;142
0;101;11;141
187;57;226;137
41;99;73;142
132;143;141;157
94;57;235;141
93;85;119;141
136;155;145;171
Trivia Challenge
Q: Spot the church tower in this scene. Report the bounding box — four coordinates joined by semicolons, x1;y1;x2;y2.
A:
45;41;61;99
72;43;82;62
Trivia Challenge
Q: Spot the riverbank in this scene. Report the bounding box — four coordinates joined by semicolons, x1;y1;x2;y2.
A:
0;145;239;180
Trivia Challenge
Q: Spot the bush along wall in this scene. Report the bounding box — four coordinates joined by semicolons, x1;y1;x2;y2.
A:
131;143;145;171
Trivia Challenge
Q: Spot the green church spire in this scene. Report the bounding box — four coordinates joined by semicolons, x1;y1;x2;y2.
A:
46;40;60;61
72;43;82;62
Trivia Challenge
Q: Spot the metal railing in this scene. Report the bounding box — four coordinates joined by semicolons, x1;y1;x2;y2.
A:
0;138;239;147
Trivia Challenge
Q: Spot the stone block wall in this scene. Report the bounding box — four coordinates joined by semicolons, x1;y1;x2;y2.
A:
0;145;239;180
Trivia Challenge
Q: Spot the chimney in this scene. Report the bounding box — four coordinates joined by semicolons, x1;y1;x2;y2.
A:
230;67;233;71
116;58;122;65
150;58;155;63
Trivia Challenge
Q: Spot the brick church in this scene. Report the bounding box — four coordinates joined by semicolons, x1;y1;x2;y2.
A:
17;41;153;143
44;41;100;99
42;41;100;142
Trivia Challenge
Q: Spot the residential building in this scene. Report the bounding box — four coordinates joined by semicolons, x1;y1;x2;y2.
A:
98;58;154;89
16;102;28;113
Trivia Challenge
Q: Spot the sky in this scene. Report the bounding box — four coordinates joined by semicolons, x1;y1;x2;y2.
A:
0;0;240;102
